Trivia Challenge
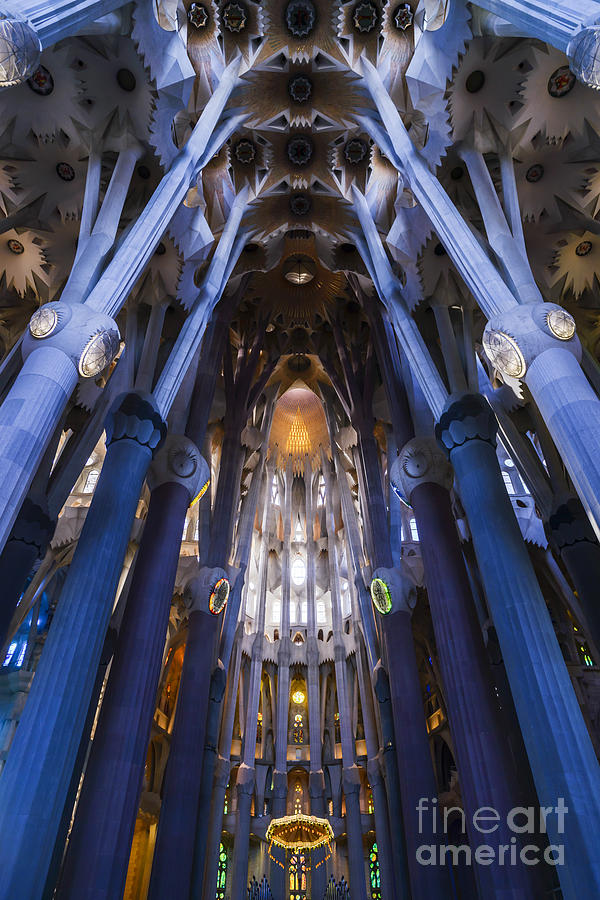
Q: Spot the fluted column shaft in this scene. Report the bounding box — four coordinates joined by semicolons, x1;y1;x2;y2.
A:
382;608;449;900
402;441;539;899
436;394;600;900
354;636;398;900
0;346;79;554
58;434;206;899
322;456;367;900
0;391;165;899
200;641;243;900
147;603;221;899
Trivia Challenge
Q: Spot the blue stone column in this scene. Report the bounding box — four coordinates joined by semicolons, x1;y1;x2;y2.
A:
57;436;207;900
471;0;600;88
394;438;542;900
0;302;119;554
147;566;229;900
483;304;600;541
0;497;55;645
436;393;600;900
0;390;165;900
375;580;451;900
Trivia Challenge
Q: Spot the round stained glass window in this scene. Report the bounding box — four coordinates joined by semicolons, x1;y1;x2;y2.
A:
209;577;230;615
353;2;378;33
7;238;24;254
576;240;592;257
525;164;544;184
548;65;576;98
27;65;53;95
288;74;312;103
370;577;392;615
223;2;247;32
56;162;75;182
287;136;313;166
188;2;209;27
285;0;316;38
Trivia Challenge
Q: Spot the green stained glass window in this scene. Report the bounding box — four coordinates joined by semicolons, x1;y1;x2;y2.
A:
216;841;227;899
369;841;381;899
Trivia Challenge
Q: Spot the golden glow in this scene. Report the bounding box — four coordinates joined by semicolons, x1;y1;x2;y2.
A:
286;407;312;458
266;814;334;852
190;479;210;507
292;689;305;705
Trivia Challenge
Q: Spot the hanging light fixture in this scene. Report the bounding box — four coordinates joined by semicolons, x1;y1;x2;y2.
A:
283;254;316;285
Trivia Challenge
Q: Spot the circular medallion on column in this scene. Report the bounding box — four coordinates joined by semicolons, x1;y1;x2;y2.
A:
209;577;230;615
568;27;600;90
546;308;576;340
371;566;417;615
370;577;392;615
29;305;59;338
0;16;41;87
482;328;526;378
78;329;121;377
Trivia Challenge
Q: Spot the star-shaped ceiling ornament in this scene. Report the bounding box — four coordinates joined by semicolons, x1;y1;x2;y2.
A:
515;45;600;144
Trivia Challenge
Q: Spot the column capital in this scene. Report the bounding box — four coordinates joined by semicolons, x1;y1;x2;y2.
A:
482;302;581;388
271;769;287;799
392;436;453;501
23;302;121;379
371;566;416;616
546;495;598;550
105;391;166;454
184;566;230;616
366;756;384;788
435;393;498;453
147;434;208;501
0;15;41;87
341;764;362;795
309;769;325;798
214;755;232;789
235;762;256;796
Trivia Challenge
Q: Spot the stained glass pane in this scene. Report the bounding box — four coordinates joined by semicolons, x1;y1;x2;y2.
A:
216;841;227;899
370;841;381;899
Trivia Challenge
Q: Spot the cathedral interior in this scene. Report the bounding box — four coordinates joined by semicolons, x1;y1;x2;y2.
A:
2;0;600;898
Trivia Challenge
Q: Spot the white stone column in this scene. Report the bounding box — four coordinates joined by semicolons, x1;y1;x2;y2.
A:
272;458;294;822
0;56;243;555
482;303;600;538
472;0;600;88
322;453;368;900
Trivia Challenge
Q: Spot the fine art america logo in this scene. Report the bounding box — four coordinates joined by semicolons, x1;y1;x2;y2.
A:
415;797;567;867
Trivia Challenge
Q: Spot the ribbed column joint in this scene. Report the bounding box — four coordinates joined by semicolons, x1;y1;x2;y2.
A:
436;392;498;453
105;391;166;454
